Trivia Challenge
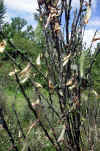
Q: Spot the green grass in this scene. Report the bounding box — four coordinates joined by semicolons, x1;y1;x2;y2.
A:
5;89;27;112
42;147;56;151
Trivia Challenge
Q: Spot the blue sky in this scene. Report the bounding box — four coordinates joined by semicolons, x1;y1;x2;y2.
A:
4;0;100;49
4;0;38;29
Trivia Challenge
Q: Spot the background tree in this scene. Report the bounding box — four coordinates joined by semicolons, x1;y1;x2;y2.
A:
92;44;100;93
0;0;100;151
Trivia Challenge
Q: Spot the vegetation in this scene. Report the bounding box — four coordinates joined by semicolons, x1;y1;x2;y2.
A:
0;0;100;151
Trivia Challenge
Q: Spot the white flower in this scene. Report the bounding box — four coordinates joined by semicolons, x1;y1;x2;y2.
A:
34;82;42;88
57;124;66;142
63;53;71;66
84;5;91;24
19;63;31;77
20;72;30;84
0;40;6;53
48;80;54;89
8;69;19;76
66;79;73;86
36;54;41;66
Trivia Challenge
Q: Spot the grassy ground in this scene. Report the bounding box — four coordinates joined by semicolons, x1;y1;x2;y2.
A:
1;87;100;151
0;88;57;151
